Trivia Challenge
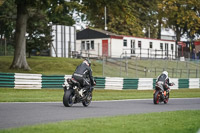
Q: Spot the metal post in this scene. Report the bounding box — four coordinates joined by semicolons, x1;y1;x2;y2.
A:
196;69;198;78
102;57;104;77
56;25;58;57
87;49;89;58
68;41;71;58
180;69;182;78
135;58;137;78
120;53;123;77
120;57;122;77
104;6;107;30
125;51;128;76
176;59;178;78
136;57;138;78
145;67;147;77
188;69;190;78
186;61;189;78
164;59;166;70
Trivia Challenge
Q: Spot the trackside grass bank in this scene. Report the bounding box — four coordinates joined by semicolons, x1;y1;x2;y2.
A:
1;56;199;78
0;88;200;102
0;56;102;76
0;110;199;133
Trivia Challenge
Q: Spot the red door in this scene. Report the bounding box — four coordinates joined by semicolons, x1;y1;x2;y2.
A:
102;40;108;56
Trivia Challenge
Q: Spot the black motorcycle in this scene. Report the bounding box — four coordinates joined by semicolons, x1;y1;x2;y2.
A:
153;82;173;104
63;78;94;107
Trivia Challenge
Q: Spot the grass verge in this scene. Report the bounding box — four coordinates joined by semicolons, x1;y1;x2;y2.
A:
0;110;200;133
0;56;102;76
0;88;200;102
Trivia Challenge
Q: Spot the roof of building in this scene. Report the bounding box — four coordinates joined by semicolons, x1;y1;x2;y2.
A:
77;28;175;42
77;28;121;40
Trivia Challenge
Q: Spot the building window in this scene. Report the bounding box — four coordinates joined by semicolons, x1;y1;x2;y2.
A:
160;43;163;50
123;39;127;47
81;41;85;50
165;43;168;50
81;40;95;50
171;44;174;51
149;42;153;48
86;41;90;50
138;41;141;48
91;41;94;50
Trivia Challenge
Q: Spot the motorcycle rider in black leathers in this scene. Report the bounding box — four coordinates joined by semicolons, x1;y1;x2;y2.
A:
72;59;95;97
156;71;174;98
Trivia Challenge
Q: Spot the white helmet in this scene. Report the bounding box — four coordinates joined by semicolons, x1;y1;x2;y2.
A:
162;71;168;76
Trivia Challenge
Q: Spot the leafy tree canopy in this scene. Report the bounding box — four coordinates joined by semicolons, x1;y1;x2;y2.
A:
158;0;200;41
81;0;159;37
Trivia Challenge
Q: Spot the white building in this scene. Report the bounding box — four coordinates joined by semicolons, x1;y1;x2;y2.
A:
76;28;177;59
51;25;76;58
123;36;176;59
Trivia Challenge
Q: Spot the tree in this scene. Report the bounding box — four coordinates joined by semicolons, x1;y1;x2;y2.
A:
158;0;200;41
0;0;16;44
26;10;53;58
10;0;31;70
47;0;82;25
0;0;5;6
81;0;159;37
9;0;81;70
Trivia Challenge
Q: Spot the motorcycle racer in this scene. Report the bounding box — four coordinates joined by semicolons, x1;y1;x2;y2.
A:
156;71;174;97
72;59;96;97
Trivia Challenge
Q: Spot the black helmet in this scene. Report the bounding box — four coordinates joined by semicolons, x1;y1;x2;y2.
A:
85;58;91;67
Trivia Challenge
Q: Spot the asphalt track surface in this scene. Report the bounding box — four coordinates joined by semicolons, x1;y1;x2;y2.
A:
0;98;200;129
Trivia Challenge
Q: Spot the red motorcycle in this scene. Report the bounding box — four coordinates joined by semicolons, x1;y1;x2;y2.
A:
153;81;174;104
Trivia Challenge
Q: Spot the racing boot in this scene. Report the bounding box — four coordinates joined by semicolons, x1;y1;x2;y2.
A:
79;89;84;97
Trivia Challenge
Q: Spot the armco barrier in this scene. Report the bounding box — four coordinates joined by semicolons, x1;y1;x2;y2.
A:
178;79;189;89
14;73;42;89
95;77;105;89
170;78;179;89
0;73;15;87
105;77;123;90
123;78;138;89
138;78;154;90
0;73;199;90
189;78;199;89
42;75;65;88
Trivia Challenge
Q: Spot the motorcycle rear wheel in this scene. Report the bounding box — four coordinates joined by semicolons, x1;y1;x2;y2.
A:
153;91;160;104
82;92;92;107
63;89;74;107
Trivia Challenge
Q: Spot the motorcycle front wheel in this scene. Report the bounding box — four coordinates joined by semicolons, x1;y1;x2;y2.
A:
63;89;74;107
82;92;92;107
164;92;169;104
153;91;160;104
